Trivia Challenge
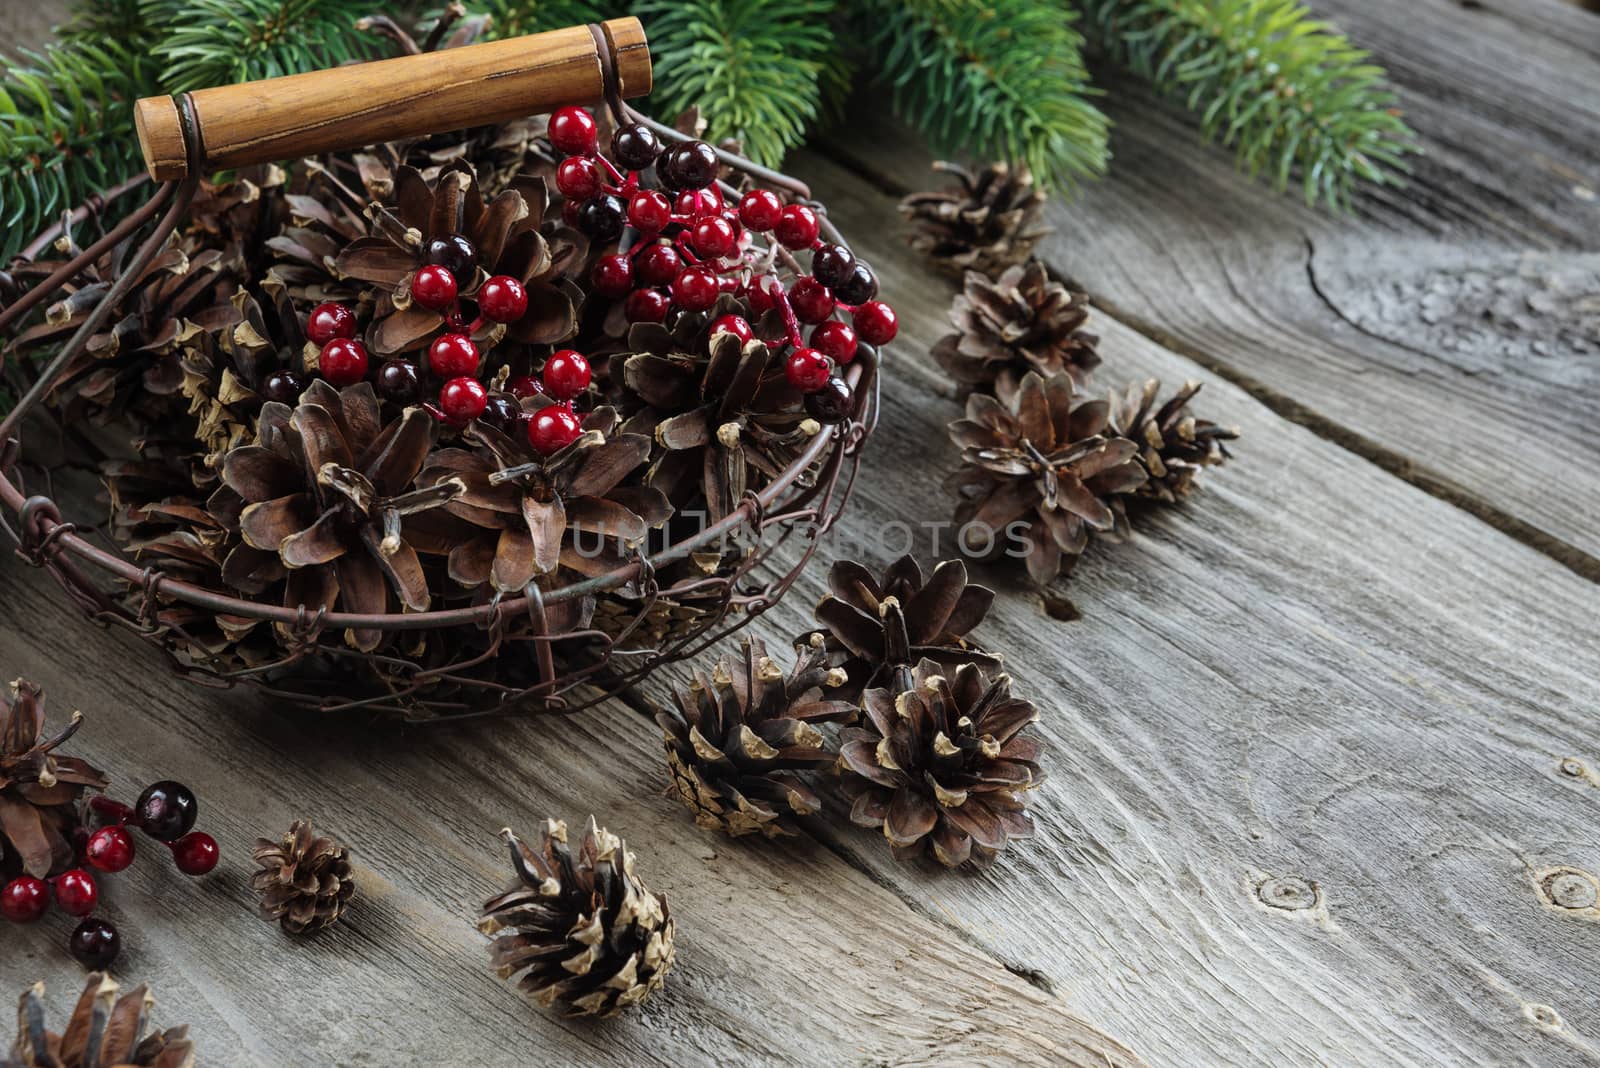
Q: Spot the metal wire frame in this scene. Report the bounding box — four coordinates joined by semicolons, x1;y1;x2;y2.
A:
0;28;879;720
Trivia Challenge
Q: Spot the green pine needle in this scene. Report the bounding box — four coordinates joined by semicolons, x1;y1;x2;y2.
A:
478;0;623;38
1083;0;1417;209
141;0;384;92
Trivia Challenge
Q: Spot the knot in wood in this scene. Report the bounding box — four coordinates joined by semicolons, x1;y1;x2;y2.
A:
1539;868;1599;911
1258;875;1319;911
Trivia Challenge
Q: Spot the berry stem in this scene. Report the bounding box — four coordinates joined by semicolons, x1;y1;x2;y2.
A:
90;796;133;824
766;275;807;350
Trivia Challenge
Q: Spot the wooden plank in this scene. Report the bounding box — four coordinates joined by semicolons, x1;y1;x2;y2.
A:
0;552;1144;1068
614;149;1600;1067
827;0;1600;576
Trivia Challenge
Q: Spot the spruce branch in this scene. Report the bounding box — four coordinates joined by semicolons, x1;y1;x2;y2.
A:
850;0;1110;194
1082;0;1416;209
141;0;385;93
478;0;622;38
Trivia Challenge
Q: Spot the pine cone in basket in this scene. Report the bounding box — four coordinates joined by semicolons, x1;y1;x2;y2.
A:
932;261;1100;397
839;658;1044;868
946;370;1148;585
799;555;1000;700
0;681;108;881
479;819;675;1017
658;635;854;838
4;973;193;1068
252;820;355;935
1108;379;1238;514
899;161;1053;279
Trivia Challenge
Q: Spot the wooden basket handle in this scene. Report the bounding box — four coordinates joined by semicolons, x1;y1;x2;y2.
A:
134;18;651;182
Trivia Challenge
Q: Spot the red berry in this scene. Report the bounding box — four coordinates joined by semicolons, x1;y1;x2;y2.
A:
785;347;832;393
556;156;602;200
528;404;584;456
412;264;458;311
85;826;135;873
739;189;783;231
853;300;898;346
637;244;682;286
775;203;819;249
692;216;738;259
479;275;529;323
561;200;583;227
306;302;356;345
671;266;721;312
429;333;479;378
1;877;49;923
810;320;858;364
788;277;835;324
591;254;635;298
673;188;721;218
746;277;777;313
549;106;598;156
709;314;754;346
170;832;219;876
627;190;672;233
439;377;488;424
319;338;369;386
543;350;592;401
53;870;97;917
625;287;671;323
508;375;544;399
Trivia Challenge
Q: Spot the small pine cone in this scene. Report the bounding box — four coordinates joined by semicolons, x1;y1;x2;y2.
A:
899;161;1054;279
1108;379;1238;508
658;636;855;838
479;819;675;1017
932;261;1100;398
251;820;355;935
0;680;108;882
839;658;1044;868
5;973;193;1067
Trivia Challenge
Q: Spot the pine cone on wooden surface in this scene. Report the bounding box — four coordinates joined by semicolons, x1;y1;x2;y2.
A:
899;161;1053;279
252;820;355;936
932;261;1100;397
0;681;108;881
839;658;1044;868
479;819;675;1017
4;973;193;1068
1108;379;1237;511
658;635;853;838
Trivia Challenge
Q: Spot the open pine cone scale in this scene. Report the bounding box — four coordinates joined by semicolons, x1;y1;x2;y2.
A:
0;681;107;880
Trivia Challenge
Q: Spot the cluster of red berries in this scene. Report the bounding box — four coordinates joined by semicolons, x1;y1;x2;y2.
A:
549;106;897;425
0;781;216;969
505;348;593;455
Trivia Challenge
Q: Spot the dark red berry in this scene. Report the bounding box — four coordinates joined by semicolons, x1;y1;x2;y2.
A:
627;190;671;233
69;918;120;970
508;375;544;399
429;333;479;378
692;216;738;259
479;275;529;323
169;832;219;876
549;106;598;156
659;140;719;190
1;877;48;923
739;189;783;231
320;339;369;386
135;781;197;842
543;350;592;401
673;188;721;218
611;121;663;170
625;287;671;323
424;234;478;278
561;200;582;227
810;320;858;364
556;156;603;200
528;404;584;456
637;243;682;286
591;254;635;298
412;264;458;311
439;377;488;424
804;375;855;424
260;369;306;405
576;194;626;243
832;261;879;305
671;266;721;312
811;243;855;288
709;314;754;346
785;348;832;392
853;300;897;345
480;394;523;434
85;826;135;873
746;277;777;313
53;870;97;917
306;302;356;345
775;204;819;249
376;359;422;403
788;277;835;323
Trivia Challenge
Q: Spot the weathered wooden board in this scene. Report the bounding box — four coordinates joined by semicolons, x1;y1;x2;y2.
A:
830;0;1600;577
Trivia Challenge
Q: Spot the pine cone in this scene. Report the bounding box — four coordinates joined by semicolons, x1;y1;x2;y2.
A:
4;973;193;1068
658;635;853;838
899;161;1054;279
479;819;675;1017
0;681;108;882
798;555;1000;701
1109;379;1238;508
252;820;355;936
932;261;1100;397
839;658;1044;868
946;371;1148;585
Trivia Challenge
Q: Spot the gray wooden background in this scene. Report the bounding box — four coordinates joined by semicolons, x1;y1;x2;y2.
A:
2;2;1597;1065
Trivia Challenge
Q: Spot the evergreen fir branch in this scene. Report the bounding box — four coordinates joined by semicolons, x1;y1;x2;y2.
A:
141;0;384;93
850;0;1110;193
1082;0;1416;210
478;0;622;38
